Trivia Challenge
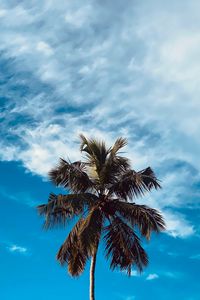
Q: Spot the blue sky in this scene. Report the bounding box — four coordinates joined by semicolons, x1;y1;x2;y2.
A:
0;1;200;299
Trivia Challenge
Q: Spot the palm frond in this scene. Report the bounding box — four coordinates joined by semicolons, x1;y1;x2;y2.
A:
98;137;129;187
139;167;161;190
100;155;130;187
104;216;148;274
57;218;88;276
109;137;128;155
37;193;98;229
109;167;161;200
80;134;110;174
49;159;94;193
110;200;165;239
79;206;103;255
37;135;165;281
79;135;130;188
37;193;72;229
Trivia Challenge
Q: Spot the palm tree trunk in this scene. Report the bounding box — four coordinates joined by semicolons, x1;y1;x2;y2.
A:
89;247;98;300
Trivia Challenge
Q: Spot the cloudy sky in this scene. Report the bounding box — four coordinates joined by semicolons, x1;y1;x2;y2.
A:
0;1;200;299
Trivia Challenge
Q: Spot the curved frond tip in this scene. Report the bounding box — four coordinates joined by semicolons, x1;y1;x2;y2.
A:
104;216;148;275
48;159;94;193
110;137;128;155
110;200;165;239
109;166;161;201
37;193;99;229
57;218;88;277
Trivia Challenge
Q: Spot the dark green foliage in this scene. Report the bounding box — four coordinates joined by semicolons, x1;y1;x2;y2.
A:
38;135;165;276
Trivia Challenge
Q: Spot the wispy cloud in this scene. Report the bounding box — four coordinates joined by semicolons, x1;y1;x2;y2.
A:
120;269;141;277
0;0;199;238
116;294;136;300
146;273;159;281
130;270;139;277
162;271;181;279
190;254;200;260
163;210;194;238
7;244;28;254
0;186;37;207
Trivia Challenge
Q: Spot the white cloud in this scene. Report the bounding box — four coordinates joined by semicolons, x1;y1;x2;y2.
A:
163;210;194;238
0;145;19;161
8;244;28;254
146;273;159;281
0;9;7;17
121;270;139;277
36;41;53;56
162;271;180;279
64;5;92;28
12;122;83;176
0;0;199;238
130;270;139;277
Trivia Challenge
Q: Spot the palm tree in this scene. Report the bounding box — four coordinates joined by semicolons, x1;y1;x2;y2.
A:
37;135;165;300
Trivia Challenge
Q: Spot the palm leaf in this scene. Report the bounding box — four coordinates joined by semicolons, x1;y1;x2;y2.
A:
109;137;128;155
139;167;161;190
79;206;103;255
49;159;94;193
37;135;165;282
110;200;165;239
37;193;98;229
104;216;148;274
109;167;161;200
100;155;130;187
80;134;110;174
57;218;88;276
98;137;129;187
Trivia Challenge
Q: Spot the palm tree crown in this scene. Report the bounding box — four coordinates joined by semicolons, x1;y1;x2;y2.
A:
38;135;165;298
